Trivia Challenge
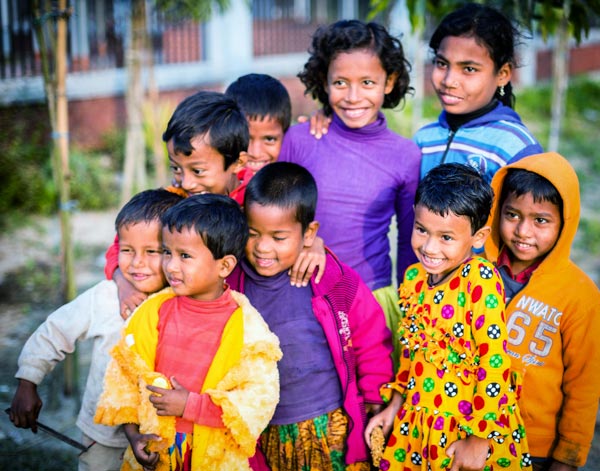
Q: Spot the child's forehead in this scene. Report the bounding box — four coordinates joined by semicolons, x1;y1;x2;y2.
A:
247;115;284;130
246;202;300;226
118;219;162;235
415;203;473;228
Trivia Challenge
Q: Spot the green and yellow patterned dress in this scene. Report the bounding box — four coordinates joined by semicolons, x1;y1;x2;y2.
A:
379;258;531;471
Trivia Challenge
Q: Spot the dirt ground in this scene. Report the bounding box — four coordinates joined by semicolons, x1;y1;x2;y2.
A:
0;210;598;469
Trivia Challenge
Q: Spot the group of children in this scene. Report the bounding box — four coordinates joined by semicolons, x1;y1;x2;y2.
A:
8;3;600;471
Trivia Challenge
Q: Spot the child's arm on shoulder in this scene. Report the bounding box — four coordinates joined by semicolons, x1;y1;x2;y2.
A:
289;235;326;287
296;108;331;139
123;423;161;469
113;268;148;319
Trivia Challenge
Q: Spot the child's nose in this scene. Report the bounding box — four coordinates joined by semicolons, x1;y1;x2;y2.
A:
248;140;262;158
180;173;197;191
345;84;360;102
515;220;533;237
442;69;459;88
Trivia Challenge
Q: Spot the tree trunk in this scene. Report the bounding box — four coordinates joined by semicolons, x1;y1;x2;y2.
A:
146;37;167;187
33;0;78;400
548;7;570;152
121;0;147;205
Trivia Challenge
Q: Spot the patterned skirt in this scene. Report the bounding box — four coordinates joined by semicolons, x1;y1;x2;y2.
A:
260;408;371;471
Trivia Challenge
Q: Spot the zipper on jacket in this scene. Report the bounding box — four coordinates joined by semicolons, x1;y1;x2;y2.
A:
441;129;456;164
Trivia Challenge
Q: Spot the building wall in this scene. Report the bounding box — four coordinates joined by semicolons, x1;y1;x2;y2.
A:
1;0;599;150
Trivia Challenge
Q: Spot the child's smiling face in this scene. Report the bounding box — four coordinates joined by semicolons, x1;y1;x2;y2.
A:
118;221;166;294
245;116;284;174
499;191;562;274
161;226;233;301
325;48;395;129
245;202;317;278
431;35;511;115
167;134;246;196
411;203;489;284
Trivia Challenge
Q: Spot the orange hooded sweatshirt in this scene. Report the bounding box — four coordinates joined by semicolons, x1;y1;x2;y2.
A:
485;152;600;467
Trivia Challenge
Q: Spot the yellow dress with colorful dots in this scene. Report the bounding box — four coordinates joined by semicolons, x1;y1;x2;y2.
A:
379;258;531;471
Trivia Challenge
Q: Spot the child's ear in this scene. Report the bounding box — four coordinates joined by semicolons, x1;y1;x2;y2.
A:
385;72;398;94
497;62;512;88
473;225;491;250
232;152;248;173
219;254;238;278
302;221;320;247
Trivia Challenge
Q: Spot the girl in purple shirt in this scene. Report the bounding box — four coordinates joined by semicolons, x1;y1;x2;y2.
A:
279;20;421;369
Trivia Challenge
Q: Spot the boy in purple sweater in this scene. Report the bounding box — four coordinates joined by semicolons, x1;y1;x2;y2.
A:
228;162;393;470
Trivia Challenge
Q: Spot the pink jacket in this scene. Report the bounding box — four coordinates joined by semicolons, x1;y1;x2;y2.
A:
229;250;394;464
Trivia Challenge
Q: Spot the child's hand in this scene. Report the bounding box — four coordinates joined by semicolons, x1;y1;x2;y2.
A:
364;390;404;448
297;109;331;139
114;268;148;319
289;236;326;287
147;376;189;417
9;379;43;432
446;434;489;471
124;423;161;470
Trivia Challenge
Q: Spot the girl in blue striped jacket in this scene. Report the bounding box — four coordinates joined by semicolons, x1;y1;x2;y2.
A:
416;3;543;184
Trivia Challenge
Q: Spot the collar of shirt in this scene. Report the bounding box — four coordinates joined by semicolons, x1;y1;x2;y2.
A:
496;246;541;284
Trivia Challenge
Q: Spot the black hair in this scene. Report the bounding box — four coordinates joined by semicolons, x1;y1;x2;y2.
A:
416;163;493;234
299;19;412;116
244;162;317;232
500;168;563;222
160;193;248;261
429;2;524;108
225;73;292;132
115;188;184;232
162;90;249;170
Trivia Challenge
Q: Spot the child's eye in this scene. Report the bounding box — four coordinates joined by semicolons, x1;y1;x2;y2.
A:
464;66;477;73
273;236;287;242
162;249;171;256
504;211;519;220
414;226;427;234
169;165;181;174
119;247;131;253
363;79;375;86
442;235;453;242
193;168;205;176
332;79;346;87
181;253;191;259
535;217;549;224
148;249;162;255
433;59;447;68
264;136;278;144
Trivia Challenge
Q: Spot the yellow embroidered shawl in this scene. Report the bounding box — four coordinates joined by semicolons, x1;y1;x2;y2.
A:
95;289;281;471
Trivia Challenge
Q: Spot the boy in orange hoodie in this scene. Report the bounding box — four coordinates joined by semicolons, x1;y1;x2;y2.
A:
485;152;600;470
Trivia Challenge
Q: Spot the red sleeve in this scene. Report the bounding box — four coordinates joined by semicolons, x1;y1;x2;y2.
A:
104;234;119;280
182;391;224;428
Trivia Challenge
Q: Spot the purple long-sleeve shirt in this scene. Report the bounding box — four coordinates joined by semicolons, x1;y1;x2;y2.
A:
279;112;420;289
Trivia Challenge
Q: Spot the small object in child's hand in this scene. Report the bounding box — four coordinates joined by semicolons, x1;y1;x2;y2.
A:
151;377;169;396
370;426;385;467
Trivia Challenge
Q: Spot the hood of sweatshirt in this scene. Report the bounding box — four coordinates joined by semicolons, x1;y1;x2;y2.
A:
485;152;580;273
